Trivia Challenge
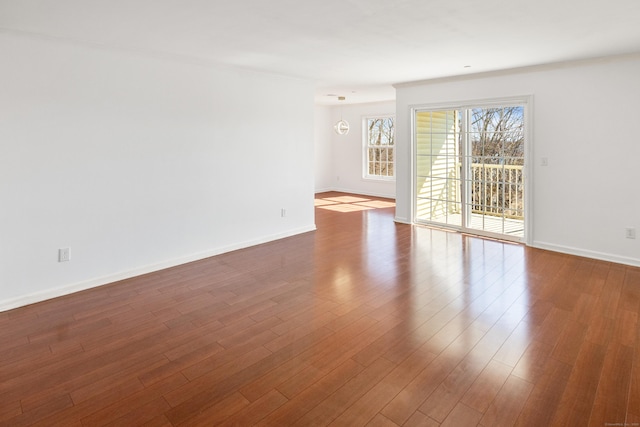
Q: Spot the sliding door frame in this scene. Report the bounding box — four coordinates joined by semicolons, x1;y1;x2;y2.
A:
410;95;533;245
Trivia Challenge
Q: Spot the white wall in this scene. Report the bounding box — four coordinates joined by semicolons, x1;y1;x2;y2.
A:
314;105;333;192
396;55;640;266
0;33;316;311
316;101;396;198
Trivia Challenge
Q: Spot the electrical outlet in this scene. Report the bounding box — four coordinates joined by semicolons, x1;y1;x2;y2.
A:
625;228;636;239
58;247;71;262
281;208;286;217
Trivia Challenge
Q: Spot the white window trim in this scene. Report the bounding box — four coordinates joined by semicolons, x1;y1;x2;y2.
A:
362;115;396;182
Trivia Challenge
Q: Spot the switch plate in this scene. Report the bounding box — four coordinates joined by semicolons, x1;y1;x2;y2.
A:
58;247;70;262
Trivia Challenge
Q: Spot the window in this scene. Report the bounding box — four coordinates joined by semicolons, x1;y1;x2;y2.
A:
364;116;395;179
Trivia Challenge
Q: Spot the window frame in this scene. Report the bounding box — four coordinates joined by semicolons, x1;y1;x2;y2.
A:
362;115;396;181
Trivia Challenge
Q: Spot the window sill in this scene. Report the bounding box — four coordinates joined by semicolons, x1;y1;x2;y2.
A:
362;176;396;183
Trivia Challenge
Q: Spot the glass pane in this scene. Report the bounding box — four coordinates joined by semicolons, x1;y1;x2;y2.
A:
416;197;432;221
416;176;432;198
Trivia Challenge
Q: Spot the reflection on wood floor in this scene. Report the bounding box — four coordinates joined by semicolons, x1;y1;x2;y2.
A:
1;191;639;426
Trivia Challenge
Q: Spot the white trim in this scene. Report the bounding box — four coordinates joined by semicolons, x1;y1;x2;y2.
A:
409;106;418;224
532;241;640;268
394;216;412;224
362;115;396;180
314;187;334;194
0;225;316;313
361;176;396;183
523;96;534;246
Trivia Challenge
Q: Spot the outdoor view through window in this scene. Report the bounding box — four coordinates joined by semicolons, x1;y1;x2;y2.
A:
415;106;525;240
365;116;395;179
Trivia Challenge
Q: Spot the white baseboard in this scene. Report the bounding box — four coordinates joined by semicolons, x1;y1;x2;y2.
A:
0;225;317;313
532;241;640;267
314;187;333;194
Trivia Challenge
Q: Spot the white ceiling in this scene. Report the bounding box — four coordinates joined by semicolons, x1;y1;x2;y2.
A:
1;0;640;105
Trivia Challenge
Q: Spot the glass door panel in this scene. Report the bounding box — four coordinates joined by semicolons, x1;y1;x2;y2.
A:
415;110;461;227
464;107;525;238
415;105;525;241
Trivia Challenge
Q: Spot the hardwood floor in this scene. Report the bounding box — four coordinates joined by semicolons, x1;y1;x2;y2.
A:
1;191;639;426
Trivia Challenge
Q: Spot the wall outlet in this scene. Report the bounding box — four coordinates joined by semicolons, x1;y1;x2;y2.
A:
625;228;636;239
281;208;286;217
58;247;71;262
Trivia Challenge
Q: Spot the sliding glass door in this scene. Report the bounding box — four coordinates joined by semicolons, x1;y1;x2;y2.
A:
414;104;526;241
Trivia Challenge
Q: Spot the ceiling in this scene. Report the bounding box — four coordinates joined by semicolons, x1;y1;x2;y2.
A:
1;0;640;105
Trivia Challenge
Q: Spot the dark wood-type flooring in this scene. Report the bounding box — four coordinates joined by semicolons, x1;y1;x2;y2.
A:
1;192;640;426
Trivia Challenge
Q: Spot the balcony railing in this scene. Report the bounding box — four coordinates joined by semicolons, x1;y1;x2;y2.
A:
469;163;524;220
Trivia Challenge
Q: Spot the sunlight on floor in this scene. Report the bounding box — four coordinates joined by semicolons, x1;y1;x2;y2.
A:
315;196;396;212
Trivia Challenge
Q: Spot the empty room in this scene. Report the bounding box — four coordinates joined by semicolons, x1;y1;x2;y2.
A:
1;0;640;426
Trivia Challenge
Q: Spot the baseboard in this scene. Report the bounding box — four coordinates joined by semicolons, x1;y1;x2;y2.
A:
532;241;640;267
394;216;411;224
0;225;317;313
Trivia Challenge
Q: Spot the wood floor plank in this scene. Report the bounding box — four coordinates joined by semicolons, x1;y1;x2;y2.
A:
629;330;640;424
440;402;483;427
460;359;513;413
179;392;249;427
513;357;572;426
479;374;533;427
550;318;589;365
403;411;440;427
295;357;396;426
588;342;634;427
0;399;22;423
102;397;171;427
216;389;288;427
364;413;400;427
80;373;188;426
2;393;74;426
380;319;489;426
418;284;531;422
239;327;334;402
549;340;607;427
257;358;365;426
0;191;638;426
162;345;273;416
492;301;552;367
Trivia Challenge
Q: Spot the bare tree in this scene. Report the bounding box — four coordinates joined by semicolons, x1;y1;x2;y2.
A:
468;107;524;217
470;107;524;163
368;118;395;176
